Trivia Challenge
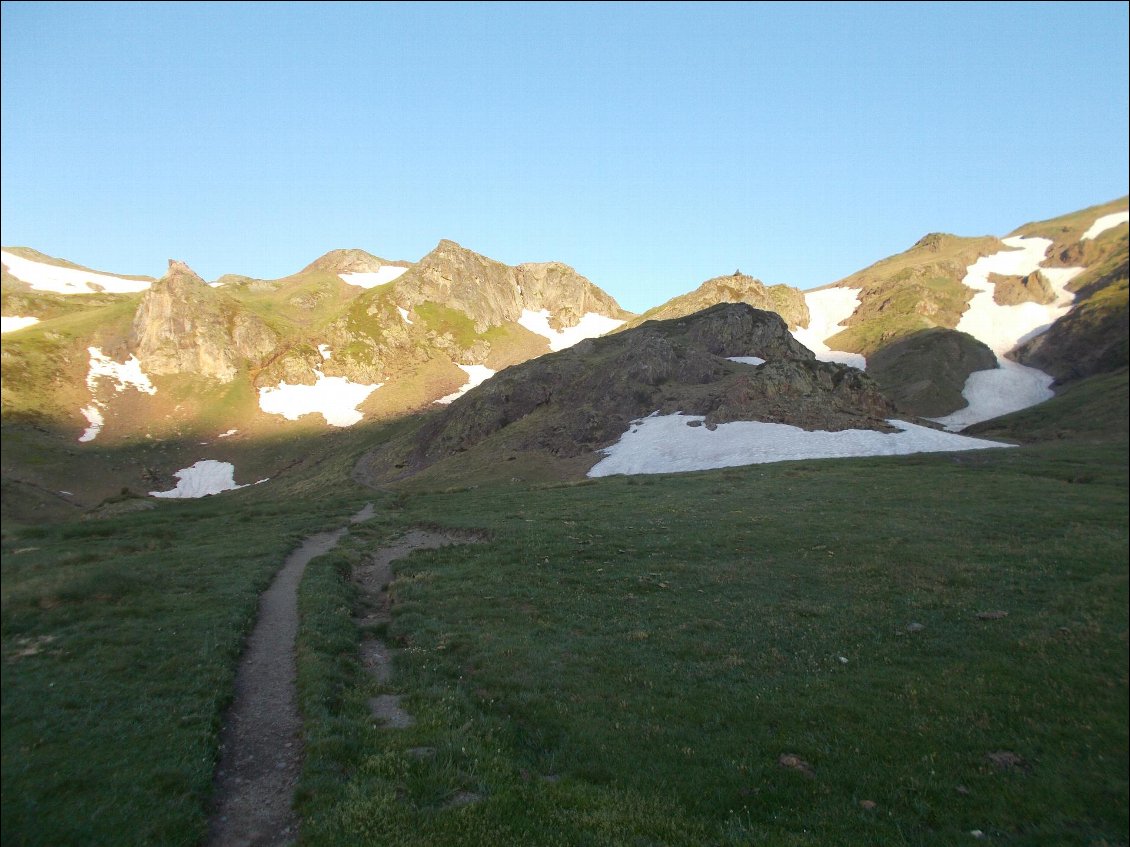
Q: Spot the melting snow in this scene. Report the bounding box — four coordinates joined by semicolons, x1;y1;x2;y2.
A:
588;413;1011;477
78;348;157;442
258;371;382;426
728;356;766;366
435;364;496;404
1;250;151;295
930;359;1055;431
792;288;866;369
339;267;409;288
929;236;1084;431
1;315;40;334
318;344;332;360
149;460;251;498
397;306;413;325
1081;211;1129;240
518;310;625;351
218;429;239;438
86;348;157;395
78;405;105;443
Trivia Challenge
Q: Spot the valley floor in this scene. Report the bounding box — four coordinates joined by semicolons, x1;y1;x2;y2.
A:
2;436;1128;846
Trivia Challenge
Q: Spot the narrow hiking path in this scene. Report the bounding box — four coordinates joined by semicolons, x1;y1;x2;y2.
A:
206;504;373;847
352;530;477;730
206;506;476;846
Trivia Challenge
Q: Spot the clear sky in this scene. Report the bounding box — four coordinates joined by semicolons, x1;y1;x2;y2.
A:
2;1;1127;313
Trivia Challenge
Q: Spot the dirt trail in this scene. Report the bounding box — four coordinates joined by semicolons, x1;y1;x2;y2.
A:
353;531;477;728
206;505;372;847
206;509;474;846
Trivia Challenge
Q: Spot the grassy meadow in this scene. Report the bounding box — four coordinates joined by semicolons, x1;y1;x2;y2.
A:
2;422;1127;845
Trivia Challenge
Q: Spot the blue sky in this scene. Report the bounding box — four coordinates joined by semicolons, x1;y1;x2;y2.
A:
2;1;1127;313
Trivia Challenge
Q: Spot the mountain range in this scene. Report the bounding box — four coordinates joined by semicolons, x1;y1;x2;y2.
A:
1;196;1126;520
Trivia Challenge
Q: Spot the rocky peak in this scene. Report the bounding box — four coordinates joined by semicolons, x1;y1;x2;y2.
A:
623;272;809;330
393;240;628;333
300;248;397;275
131;261;279;382
912;233;959;253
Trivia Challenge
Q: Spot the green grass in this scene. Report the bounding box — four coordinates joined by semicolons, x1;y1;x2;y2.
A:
3;432;1127;845
1;486;372;845
295;441;1128;845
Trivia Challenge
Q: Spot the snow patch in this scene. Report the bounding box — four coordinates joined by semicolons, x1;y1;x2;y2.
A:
792;288;867;369
86;348;157;395
1;250;151;295
928;235;1085;430
518;309;625;351
318;344;332;360
218;429;239;438
1081;211;1129;241
257;371;382;427
78;347;157;442
728;356;766;366
588;414;1011;477
397;306;413;325
951;236;1078;355
339;267;409;288
435;364;496;405
1;315;40;334
149;460;251;498
78;406;104;443
929;358;1054;431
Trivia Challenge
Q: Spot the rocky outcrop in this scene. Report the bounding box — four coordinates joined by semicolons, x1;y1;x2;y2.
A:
624;272;809;331
1013;243;1129;384
868;328;997;417
990;271;1056;306
393;240;630;334
355;303;896;484
131;261;279;382
299;248;410;276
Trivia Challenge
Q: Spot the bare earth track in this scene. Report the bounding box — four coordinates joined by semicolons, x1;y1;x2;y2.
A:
205;506;473;846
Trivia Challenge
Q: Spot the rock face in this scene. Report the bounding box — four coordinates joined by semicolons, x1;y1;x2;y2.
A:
393;240;630;333
131;261;279;382
355;303;896;484
868;328;997;417
1013;242;1129;384
300;248;405;275
624;272;809;331
990;271;1056;306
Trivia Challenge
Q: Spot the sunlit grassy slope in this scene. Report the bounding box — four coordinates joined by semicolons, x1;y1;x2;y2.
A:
3;381;1126;845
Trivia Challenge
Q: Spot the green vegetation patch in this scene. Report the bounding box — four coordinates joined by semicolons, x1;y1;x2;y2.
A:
414;302;483;348
297;441;1129;845
1;488;372;846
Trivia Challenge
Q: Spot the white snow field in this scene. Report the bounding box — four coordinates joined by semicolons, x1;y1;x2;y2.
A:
79;347;158;442
1;250;152;295
397;307;413;324
149;460;250;498
792;288;867;369
728;356;766;366
339;267;410;288
518;309;626;352
1;315;40;333
435;364;496;405
317;344;332;360
588;413;1012;477
929;235;1084;431
1082;211;1129;240
257;371;382;426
